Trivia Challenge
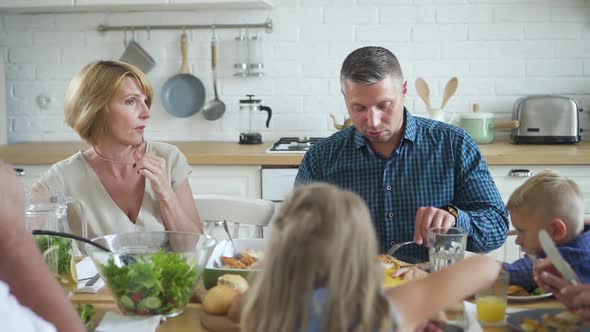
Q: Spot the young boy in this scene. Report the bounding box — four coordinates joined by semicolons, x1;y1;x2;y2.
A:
504;170;590;290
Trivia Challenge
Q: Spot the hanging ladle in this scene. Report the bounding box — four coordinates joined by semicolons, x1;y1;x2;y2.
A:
32;230;136;265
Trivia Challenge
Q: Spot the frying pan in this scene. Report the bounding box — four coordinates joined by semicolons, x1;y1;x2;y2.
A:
161;32;205;118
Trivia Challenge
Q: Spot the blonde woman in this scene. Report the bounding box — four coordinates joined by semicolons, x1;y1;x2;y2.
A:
34;60;202;238
241;183;503;331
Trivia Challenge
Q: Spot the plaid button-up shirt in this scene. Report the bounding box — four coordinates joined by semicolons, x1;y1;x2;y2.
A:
504;226;590;290
296;110;508;260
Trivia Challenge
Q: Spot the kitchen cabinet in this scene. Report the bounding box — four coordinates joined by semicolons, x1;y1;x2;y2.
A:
13;164;51;188
0;0;272;12
13;164;262;198
487;165;590;263
189;165;261;198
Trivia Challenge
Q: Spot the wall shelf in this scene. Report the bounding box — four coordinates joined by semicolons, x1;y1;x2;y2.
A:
0;0;273;13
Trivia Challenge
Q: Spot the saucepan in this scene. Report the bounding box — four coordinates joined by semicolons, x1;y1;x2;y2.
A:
459;104;519;144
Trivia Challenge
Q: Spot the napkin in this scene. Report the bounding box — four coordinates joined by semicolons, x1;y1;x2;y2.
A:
95;312;162;332
76;257;105;293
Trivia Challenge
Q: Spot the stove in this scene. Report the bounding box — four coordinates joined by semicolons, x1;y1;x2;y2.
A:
266;137;325;154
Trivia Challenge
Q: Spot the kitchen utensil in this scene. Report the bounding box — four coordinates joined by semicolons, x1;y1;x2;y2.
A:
538;229;579;285
511;95;582;144
120;39;156;74
247;34;264;76
85;231;216;317
387;240;415;256
31;229;110;252
415;78;431;109
84;273;101;287
440;77;458;109
222;220;242;259
233;28;248;77
201;30;226;121
161;32;206;118
238;94;272;144
459;104;519;144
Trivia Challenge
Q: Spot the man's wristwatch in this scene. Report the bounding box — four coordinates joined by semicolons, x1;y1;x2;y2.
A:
439;204;459;223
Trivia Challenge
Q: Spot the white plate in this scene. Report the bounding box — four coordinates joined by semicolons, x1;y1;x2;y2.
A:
507;292;553;302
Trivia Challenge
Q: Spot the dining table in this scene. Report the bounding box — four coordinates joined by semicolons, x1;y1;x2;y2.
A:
71;287;566;332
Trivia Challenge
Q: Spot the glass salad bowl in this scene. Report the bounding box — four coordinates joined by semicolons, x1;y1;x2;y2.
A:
85;231;216;317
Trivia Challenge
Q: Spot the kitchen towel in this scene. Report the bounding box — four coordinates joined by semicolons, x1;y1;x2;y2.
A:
95;312;162;332
76;256;105;293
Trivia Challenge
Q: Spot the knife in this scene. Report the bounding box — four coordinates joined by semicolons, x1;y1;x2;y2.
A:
538;229;579;285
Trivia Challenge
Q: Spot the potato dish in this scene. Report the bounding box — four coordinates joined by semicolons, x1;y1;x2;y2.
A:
520;311;581;332
220;249;263;270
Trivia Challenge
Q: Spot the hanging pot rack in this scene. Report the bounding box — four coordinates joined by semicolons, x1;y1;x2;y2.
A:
97;18;273;33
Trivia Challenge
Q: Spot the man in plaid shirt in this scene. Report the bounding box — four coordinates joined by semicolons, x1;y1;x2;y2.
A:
296;46;508;261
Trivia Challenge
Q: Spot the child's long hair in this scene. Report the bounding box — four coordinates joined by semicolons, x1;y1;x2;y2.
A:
241;183;393;331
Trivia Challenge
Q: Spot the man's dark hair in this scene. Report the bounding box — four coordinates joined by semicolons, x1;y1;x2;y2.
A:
340;46;404;87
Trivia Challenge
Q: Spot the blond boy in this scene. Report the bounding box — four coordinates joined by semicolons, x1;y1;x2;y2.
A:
503;170;590;290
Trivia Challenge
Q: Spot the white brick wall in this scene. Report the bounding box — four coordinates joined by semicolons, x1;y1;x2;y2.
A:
1;0;590;143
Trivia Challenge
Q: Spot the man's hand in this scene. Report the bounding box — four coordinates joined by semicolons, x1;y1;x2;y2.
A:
414;207;456;246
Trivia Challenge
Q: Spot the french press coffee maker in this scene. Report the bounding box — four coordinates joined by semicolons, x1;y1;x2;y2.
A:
239;94;272;144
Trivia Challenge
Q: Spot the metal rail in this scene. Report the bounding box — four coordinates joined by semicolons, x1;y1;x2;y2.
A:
97;18;273;33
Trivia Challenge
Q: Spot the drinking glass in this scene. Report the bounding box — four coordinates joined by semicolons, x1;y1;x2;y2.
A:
476;270;509;326
428;227;467;272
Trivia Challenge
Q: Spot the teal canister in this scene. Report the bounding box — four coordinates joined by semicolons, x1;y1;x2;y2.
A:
459;105;495;144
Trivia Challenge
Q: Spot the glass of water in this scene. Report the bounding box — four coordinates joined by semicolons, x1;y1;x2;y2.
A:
428;227;467;272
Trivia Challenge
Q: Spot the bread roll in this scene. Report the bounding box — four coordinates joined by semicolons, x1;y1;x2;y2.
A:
218;274;249;293
202;285;239;315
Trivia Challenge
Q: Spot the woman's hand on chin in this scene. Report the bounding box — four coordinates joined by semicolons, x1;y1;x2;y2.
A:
133;151;173;198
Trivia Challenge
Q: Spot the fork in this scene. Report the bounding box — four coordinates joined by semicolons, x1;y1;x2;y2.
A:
222;220;242;259
387;240;415;256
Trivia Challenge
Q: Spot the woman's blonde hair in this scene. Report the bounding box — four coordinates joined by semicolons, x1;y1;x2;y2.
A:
506;170;584;231
64;60;153;146
242;183;393;332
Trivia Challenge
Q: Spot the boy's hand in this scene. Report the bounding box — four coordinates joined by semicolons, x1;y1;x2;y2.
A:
533;258;565;293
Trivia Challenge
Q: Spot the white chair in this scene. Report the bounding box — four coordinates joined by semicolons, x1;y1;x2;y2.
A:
194;194;275;239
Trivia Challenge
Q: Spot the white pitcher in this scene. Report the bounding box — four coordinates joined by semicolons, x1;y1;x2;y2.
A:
427;107;455;124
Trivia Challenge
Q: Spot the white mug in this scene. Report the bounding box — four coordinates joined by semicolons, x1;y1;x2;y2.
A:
427;107;455;124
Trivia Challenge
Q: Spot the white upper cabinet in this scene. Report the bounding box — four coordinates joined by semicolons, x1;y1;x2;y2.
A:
0;0;73;11
0;0;272;12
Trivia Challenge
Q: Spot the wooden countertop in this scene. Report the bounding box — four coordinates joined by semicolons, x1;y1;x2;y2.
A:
0;141;589;166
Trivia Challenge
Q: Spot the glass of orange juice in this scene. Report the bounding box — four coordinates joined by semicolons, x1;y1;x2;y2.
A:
476;270;509;326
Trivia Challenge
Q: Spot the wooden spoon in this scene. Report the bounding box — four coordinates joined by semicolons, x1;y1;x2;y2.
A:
415;78;431;108
441;77;459;109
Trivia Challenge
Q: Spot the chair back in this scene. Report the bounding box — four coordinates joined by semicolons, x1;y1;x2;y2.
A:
194;194;275;238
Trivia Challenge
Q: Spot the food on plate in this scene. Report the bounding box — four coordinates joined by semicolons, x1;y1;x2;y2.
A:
77;304;95;330
542;311;581;331
100;250;201;316
508;285;529;296
379;254;412;270
221;257;248;269
508;285;546;297
217;274;249;293
520;317;550;332
220;249;264;269
519;311;581;332
380;255;417;288
202;285;240;315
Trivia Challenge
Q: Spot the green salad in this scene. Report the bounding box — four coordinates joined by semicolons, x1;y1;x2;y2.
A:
35;235;74;280
100;250;200;316
77;304;95;330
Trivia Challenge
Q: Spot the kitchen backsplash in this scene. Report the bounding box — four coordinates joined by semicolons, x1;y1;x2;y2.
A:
1;0;590;143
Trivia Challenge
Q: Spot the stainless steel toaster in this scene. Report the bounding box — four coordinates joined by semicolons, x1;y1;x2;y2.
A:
511;95;582;144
